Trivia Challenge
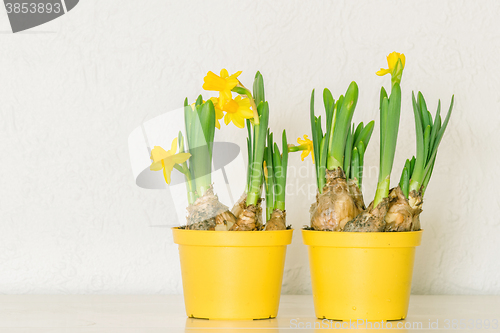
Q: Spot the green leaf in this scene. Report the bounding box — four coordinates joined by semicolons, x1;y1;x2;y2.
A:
343;124;354;178
316;115;324;142
409;91;425;189
429;100;441;159
353;120;374;150
379;82;401;182
399;167;410;198
352;122;364;145
423;124;431;165
424;95;454;178
328;81;358;170
195;94;203;107
273;143;282;181
310;90;320;179
379;97;389;178
324;88;334;131
253;71;265;105
246;101;269;206
318;134;328;192
356;141;365;187
351;147;360;186
263;146;274;220
380;86;388;109
281;130;289;189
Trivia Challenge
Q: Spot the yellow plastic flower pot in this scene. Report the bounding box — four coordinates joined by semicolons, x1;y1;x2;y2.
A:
172;228;293;320
302;229;422;321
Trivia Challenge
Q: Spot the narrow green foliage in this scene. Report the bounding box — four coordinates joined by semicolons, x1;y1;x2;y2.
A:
343;125;354;178
410;156;416;175
253;72;265;106
344;121;373;188
318;134;328;191
353;121;374;150
351;147;360;186
400;166;410;198
421;156;436;196
263;130;289;219
374;82;402;207
246;101;270;206
353;122;364;145
327;82;359;170
182;96;219;198
423;125;431;163
263;143;275;221
280;130;289;205
409;92;454;194
356;141;366;187
246;119;252;192
177;131;197;204
324;88;334;131
273;143;283;209
327;96;342;162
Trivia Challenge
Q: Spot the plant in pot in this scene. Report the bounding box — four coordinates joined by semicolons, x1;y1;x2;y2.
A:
151;70;293;320
301;52;454;320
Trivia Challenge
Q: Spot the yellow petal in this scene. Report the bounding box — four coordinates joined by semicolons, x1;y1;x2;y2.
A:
300;150;308;161
220;68;229;78
399;53;406;68
232;114;245;128
297;135;309;145
203;71;226;91
235;96;251;108
150;161;163;171
224;113;230;125
240;109;254;119
163;166;171;184
170;138;178;155
162;160;176;185
229;70;242;79
387;52;399;69
150;146;168;163
219;90;233;108
170;152;191;164
223;99;239;114
376;68;391;76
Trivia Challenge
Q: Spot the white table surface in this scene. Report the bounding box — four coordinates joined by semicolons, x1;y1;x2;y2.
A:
0;295;499;332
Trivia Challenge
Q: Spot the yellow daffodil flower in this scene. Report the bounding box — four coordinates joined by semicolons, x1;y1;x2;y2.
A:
190;99;224;130
150;138;191;184
209;97;224;129
222;95;253;128
376;51;406;76
202;69;242;109
297;135;314;162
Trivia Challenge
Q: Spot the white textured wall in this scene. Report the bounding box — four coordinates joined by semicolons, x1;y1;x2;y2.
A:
1;0;499;295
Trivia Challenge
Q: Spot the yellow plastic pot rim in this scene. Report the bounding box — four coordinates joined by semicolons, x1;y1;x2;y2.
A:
302;229;422;248
172;227;293;247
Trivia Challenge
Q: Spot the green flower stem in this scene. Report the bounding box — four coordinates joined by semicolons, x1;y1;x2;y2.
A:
246;101;269;207
177;131;197;205
173;164;197;205
288;144;310;152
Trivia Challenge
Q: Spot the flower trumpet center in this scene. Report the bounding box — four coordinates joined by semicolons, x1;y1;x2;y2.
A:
224;99;239;114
